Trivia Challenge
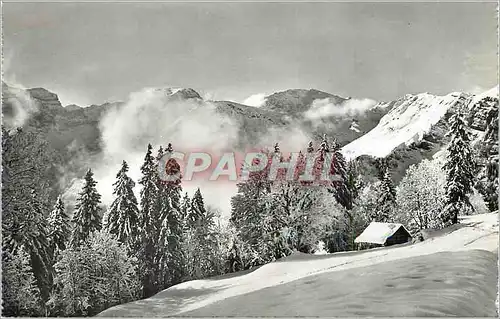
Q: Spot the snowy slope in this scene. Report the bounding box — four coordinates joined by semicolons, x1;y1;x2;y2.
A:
341;92;471;160
98;213;498;317
181;250;496;317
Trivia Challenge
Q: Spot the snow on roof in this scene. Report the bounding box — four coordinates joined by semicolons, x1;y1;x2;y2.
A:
354;222;410;245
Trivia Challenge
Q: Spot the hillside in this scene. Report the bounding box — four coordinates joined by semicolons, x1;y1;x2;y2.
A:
345;86;499;183
98;212;498;317
341;91;472;160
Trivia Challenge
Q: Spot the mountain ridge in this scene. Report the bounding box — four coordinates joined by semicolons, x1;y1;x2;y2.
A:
2;82;497;202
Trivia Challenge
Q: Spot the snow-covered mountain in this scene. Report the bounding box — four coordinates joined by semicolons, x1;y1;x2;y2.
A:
341;88;498;160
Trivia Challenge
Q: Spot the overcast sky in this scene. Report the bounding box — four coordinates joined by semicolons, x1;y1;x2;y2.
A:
2;2;498;106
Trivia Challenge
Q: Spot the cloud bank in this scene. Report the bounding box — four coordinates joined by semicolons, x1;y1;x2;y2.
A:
61;88;315;219
304;98;377;120
2;83;39;129
83;88;240;218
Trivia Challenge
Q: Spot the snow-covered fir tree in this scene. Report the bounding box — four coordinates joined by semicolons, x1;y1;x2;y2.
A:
343;160;364;250
2;127;56;230
269;144;311;254
69;169;103;248
312;134;339;187
302;141;316;186
184;188;224;279
372;159;396;222
188;205;225;279
319;134;330;153
180;192;190;225
475;96;498;212
225;240;244;273
307;140;315;154
2;247;43;316
48;196;70;256
2;127;54;301
137;144;160;297
345;160;363;204
313;134;331;181
330;138;352;210
161;200;186;286
262;145;297;259
104;161;140;246
311;135;350;252
230;148;275;268
441;111;476;225
12;190;53;301
139;144;158;239
263;144;294;259
187;188;206;227
136;142;187;295
158;143;186;286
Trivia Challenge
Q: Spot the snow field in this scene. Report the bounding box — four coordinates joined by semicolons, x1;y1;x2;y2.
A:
98;212;498;317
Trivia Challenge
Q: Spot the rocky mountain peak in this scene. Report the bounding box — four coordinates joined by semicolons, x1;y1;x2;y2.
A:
65;104;82;111
153;87;202;100
263;88;346;113
467;86;499;132
27;87;63;110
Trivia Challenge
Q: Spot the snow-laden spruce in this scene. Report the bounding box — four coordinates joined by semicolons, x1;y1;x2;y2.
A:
69;169;103;248
2;128;54;301
104;160;140;246
475;96;499;212
48;196;70;253
441;111;476;225
370;159;396;222
156;144;186;287
2;247;43;316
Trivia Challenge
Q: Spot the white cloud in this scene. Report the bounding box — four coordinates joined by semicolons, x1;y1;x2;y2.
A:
2;52;41;129
2;83;39;129
62;87;241;218
242;93;267;107
304;98;377;120
59;87;318;218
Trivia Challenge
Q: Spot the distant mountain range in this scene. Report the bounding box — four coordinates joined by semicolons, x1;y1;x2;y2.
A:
2;81;498;200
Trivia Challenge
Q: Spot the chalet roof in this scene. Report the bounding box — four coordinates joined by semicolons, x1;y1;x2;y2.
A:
354;222;411;245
